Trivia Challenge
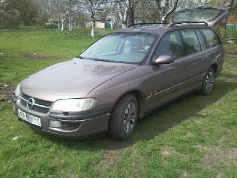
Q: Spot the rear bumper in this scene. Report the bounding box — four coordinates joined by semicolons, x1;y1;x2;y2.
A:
12;95;111;138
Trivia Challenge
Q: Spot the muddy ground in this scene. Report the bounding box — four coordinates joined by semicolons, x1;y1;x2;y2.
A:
0;83;15;104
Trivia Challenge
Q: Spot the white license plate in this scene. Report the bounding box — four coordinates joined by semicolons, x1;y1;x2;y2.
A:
18;109;41;127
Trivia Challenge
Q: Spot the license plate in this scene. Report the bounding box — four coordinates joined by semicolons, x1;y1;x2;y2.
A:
18;109;41;127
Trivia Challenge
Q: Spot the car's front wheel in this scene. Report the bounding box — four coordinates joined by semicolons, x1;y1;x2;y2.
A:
201;68;215;95
108;94;138;141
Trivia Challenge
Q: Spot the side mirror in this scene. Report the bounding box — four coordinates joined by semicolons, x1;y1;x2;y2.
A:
153;55;174;65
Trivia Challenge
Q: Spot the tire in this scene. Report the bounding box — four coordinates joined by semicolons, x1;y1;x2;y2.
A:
108;94;138;141
201;68;215;95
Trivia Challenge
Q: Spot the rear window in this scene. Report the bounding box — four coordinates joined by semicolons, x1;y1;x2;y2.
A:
172;8;224;23
201;29;220;47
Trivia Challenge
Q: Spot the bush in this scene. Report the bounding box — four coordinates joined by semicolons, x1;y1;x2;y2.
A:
0;9;21;29
231;27;237;39
214;25;226;40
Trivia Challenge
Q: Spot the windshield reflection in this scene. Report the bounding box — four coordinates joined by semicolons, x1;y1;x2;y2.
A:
80;33;157;64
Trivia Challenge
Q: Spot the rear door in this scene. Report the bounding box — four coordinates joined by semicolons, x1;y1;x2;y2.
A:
178;28;209;87
180;29;208;77
199;28;225;76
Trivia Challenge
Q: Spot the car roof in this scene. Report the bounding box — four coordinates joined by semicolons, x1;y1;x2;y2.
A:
114;23;209;36
116;25;170;34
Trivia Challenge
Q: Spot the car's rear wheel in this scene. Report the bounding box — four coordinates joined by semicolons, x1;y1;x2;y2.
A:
201;68;215;95
108;94;138;141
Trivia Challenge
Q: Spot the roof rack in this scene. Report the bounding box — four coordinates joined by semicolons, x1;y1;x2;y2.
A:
127;23;168;28
170;21;208;27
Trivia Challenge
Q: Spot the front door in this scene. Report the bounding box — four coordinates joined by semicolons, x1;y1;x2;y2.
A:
144;31;192;111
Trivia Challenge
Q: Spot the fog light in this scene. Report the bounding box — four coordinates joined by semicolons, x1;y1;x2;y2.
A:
50;120;62;128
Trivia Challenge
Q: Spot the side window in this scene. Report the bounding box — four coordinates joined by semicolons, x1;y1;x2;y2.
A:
181;29;202;55
152;31;184;60
201;29;220;48
196;29;207;50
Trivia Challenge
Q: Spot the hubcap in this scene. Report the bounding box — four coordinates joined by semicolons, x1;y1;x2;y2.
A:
123;102;136;133
205;71;214;92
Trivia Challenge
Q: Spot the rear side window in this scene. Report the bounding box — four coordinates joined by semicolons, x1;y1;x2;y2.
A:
201;29;220;48
196;29;207;50
181;29;202;55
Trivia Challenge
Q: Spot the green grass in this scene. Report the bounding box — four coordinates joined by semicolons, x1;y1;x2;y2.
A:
0;28;237;177
0;27;98;84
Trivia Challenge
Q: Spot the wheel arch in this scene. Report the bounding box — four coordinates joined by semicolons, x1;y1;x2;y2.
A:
129;90;145;119
112;90;145;119
210;63;218;75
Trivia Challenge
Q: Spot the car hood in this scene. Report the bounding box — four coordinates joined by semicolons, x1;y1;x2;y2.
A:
20;58;136;101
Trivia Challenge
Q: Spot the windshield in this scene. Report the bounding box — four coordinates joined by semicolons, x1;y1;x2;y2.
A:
80;33;157;64
172;8;224;23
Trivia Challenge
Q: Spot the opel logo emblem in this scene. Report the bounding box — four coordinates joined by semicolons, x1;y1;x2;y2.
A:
27;98;35;109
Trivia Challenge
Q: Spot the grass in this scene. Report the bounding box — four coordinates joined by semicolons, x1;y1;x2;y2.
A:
0;27;237;177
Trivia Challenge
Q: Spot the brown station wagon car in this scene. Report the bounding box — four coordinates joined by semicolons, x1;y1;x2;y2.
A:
12;5;229;140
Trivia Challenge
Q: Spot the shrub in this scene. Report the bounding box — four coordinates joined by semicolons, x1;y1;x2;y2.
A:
0;9;21;29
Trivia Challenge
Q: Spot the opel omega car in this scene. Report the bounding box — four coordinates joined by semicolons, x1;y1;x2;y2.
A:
12;5;229;140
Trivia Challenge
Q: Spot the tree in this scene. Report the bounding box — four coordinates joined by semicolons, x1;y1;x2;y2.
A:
46;0;69;31
65;0;80;32
135;0;158;23
161;0;180;23
126;0;135;25
116;0;127;28
116;0;181;27
0;0;21;29
0;9;21;29
18;0;39;25
34;0;51;27
4;0;39;25
32;0;237;32
116;0;137;28
81;0;112;37
36;0;84;31
155;0;180;23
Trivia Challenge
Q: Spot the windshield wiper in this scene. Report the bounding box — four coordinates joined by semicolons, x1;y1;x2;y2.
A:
78;57;122;63
96;59;122;63
77;55;84;59
91;58;110;62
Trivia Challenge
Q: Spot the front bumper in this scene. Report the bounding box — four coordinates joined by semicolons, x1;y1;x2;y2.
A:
12;95;111;138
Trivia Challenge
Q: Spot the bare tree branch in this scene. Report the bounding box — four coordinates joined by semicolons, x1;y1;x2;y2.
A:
161;0;180;23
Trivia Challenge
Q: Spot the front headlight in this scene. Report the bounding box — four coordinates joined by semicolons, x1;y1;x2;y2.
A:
51;98;96;112
15;84;21;96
